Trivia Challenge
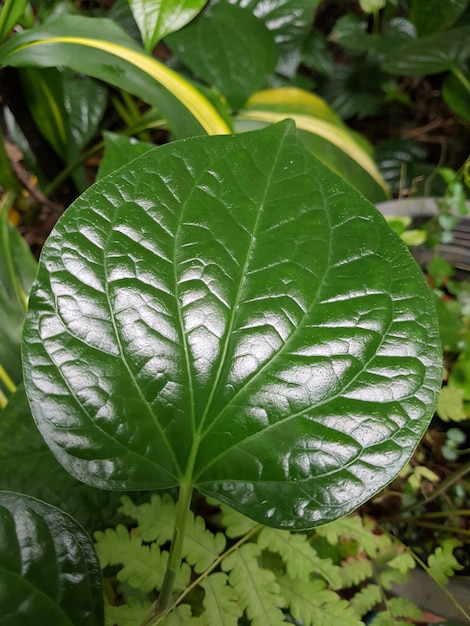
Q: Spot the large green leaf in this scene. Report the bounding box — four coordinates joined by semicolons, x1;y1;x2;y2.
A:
382;25;470;75
236;87;389;202
166;3;278;110
0;491;103;625
409;0;469;36
129;0;206;52
22;122;442;530
0;14;231;138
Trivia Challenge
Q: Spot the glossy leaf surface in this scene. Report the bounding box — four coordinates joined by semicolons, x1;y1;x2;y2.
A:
217;0;322;52
166;3;278;110
382;26;470;75
0;491;103;625
129;0;206;52
236;87;389;202
22;122;442;529
0;14;231;138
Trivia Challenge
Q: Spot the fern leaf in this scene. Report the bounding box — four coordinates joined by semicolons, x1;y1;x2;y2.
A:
94;525;190;593
339;558;373;587
378;566;409;591
119;493;176;544
369;612;408;626
387;551;415;574
258;527;341;588
218;502;258;538
427;538;464;585
105;597;151;626
182;510;226;573
387;597;422;620
350;583;381;616
200;572;243;626
222;543;285;626
315;515;381;557
278;576;363;626
160;604;203;625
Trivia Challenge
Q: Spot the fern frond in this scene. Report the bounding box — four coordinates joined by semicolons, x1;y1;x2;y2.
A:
339;557;373;587
315;515;381;557
94;525;190;593
427;538;464;585
278;575;363;626
105;597;151;626
218;502;259;538
120;493;176;544
378;566;409;591
200;572;243;626
387;551;415;574
369;612;408;626
182;510;226;573
258;527;341;588
222;543;285;626
350;583;381;616
386;597;422;620
160;604;203;625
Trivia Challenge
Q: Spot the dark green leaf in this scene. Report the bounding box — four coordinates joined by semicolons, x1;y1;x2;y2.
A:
22;121;441;529
443;69;470;122
216;0;321;53
63;72;108;161
129;0;207;52
166;3;278;110
0;491;103;625
0;385;124;533
410;0;469;36
328;14;369;52
301;31;334;76
382;26;470;75
97;131;155;180
19;67;68;158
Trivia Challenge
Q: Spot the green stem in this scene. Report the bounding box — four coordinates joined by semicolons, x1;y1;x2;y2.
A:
452;66;470;98
155;482;194;616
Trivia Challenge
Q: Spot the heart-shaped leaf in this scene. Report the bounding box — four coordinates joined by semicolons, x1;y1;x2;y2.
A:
22;121;442;530
0;491;103;625
166;3;278;110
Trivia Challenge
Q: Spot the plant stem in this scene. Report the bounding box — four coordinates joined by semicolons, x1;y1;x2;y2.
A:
452;67;470;98
155;482;194;616
0;191;28;311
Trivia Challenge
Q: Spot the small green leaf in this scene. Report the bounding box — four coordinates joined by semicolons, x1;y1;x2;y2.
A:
316;516;381;558
0;491;104;626
200;572;243;626
351;583;382;616
409;0;469;36
94;525;191;592
278;576;363;626
382;26;470;75
387;597;422;620
166;3;278;110
258;526;341;587
219;502;259;538
437;386;467;422
443;69;470;122
105;597;152;626
0;0;29;43
427;538;464;585
97;132;155;180
222;543;285;626
359;0;386;14
128;0;206;52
